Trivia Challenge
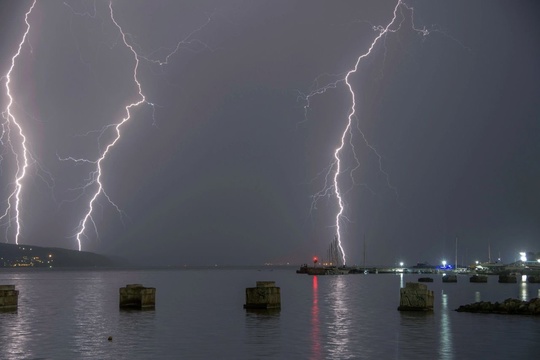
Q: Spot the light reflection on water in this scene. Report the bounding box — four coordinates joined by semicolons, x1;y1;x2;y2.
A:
439;292;454;360
520;278;528;302
310;276;321;360
0;269;539;359
326;276;350;359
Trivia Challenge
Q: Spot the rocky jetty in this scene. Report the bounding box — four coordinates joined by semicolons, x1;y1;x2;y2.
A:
456;298;540;315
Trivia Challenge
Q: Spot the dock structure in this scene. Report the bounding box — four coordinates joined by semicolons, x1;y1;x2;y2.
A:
119;284;156;309
0;285;19;310
398;282;434;311
244;281;281;310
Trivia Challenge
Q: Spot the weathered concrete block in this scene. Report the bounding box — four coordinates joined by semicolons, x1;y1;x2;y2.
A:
0;285;19;310
398;282;434;311
244;281;281;309
119;284;155;309
498;274;517;283
470;275;488;283
442;274;457;283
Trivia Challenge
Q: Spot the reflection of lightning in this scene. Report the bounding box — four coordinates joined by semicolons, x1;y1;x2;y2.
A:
0;0;37;244
305;0;429;265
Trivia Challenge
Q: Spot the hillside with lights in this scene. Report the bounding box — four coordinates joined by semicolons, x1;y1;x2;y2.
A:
0;242;124;268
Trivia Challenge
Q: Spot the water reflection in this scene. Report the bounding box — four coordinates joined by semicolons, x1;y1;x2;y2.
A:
310;276;321;360
327;276;351;359
439;292;454;360
73;275;111;354
245;308;281;358
398;309;435;359
519;276;528;301
0;310;27;359
1;280;32;358
114;307;157;357
474;291;481;302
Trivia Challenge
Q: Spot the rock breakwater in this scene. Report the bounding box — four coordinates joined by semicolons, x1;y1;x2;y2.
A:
456;298;540;315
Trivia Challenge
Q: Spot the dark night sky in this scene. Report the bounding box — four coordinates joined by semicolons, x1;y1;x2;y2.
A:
1;0;539;266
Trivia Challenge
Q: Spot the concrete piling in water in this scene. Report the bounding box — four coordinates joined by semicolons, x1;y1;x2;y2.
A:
244;281;281;310
119;284;156;309
0;285;19;311
398;282;434;311
498;274;517;283
442;274;457;283
470;275;488;283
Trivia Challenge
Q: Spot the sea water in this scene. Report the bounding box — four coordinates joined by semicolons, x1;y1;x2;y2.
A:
1;267;539;359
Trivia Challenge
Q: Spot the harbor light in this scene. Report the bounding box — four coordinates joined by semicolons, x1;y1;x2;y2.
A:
519;252;527;262
399;262;404;267
442;260;447;267
475;260;479;265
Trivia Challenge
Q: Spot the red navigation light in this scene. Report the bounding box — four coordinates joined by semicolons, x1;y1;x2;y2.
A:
313;256;318;264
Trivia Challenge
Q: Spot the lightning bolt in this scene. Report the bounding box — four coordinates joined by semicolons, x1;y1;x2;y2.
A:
63;2;213;251
305;0;430;265
0;0;38;244
60;2;151;251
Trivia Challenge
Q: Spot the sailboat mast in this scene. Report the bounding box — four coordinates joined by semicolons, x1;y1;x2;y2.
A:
455;236;458;268
363;233;366;268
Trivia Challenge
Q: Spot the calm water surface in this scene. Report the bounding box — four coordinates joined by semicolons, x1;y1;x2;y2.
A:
1;268;539;359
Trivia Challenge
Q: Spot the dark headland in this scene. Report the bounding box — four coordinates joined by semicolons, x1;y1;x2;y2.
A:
0;242;127;268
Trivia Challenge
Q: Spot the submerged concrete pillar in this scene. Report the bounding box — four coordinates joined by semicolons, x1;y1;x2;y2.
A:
0;285;19;310
244;281;281;309
498;274;517;283
470;275;488;283
398;282;434;311
119;284;155;309
442;274;457;283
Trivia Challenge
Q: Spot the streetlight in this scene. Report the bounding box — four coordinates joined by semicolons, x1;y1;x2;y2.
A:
442;260;447;268
519;252;527;262
399;262;404;267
